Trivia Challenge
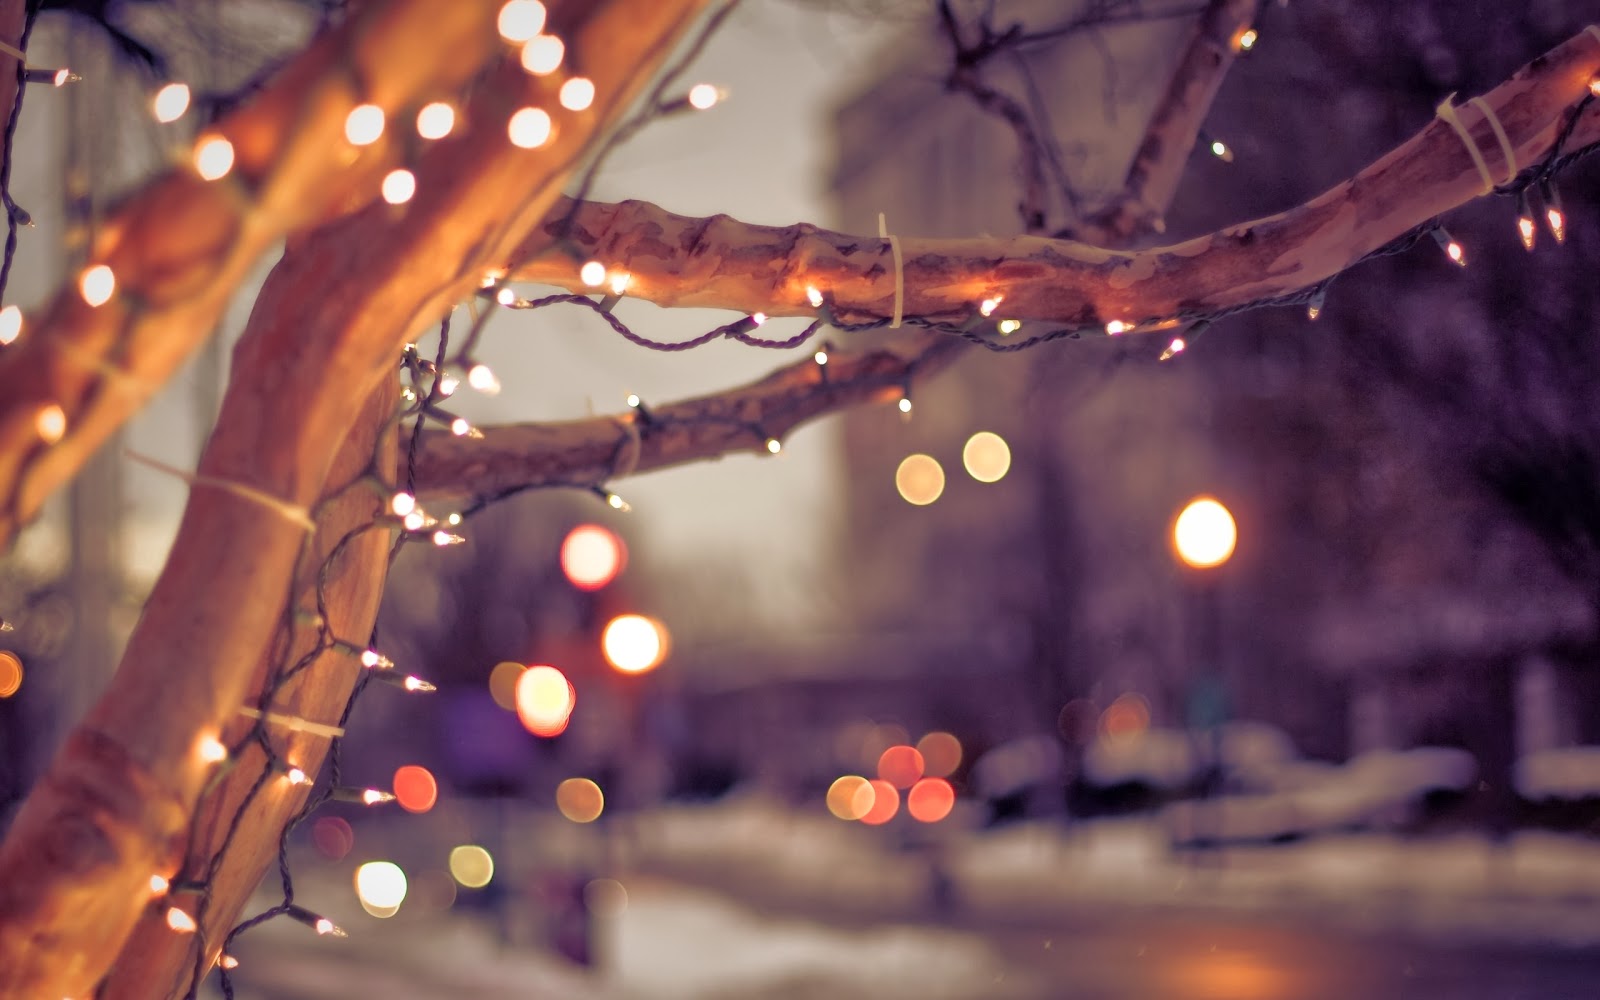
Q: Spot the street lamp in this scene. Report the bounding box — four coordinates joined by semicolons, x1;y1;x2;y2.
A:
1171;496;1236;815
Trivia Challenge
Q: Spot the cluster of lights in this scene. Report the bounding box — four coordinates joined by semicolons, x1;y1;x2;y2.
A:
827;733;963;825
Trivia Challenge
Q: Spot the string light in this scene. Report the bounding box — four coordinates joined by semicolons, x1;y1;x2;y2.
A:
431;530;465;546
78;264;115;306
806;285;824;308
1590;76;1600;98
197;736;228;763
1431;226;1467;266
496;286;518;306
280;765;310;786
1307;286;1327;320
751;312;767;325
897;395;912;414
416;101;455;139
0;304;20;345
765;437;782;454
359;648;394;670
520;34;564;75
437;373;459;396
979;296;1001;317
608;272;631;295
403;511;426;531
559;77;596;112
390;492;416;517
219;955;239;971
467;363;501;394
1209;139;1234;162
381;169;416;205
594;487;630;512
1233;27;1258;51
579;261;606;286
344;103;385;146
330;786;396;805
151;82;190;123
24;67;78;86
449;417;483;438
1159;337;1186;361
497;0;547;42
284;904;346;937
687;83;722;110
997;319;1021;335
813;349;828;366
149;875;170;895
372;670;436;693
1105;319;1128;335
165;907;198;934
1541;181;1565;244
1516;191;1537;250
508;106;553;148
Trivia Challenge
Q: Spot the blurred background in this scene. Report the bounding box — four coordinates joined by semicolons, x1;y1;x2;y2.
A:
4;0;1600;996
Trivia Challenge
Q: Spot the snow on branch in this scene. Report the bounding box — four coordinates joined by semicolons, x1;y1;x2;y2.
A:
506;27;1600;341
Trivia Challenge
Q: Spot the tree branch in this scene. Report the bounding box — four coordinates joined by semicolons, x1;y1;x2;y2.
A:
507;27;1600;336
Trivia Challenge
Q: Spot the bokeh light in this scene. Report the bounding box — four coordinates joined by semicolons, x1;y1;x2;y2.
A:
859;779;899;825
877;745;925;789
556;777;604;823
311;816;354;860
895;454;945;506
354;860;407;917
393;765;438;813
1173;496;1237;569
497;0;546;42
962;431;1011;483
559;77;596;111
448;845;494;889
415;101;455;139
560;524;626;590
907;778;955;823
1101;692;1151;739
1057;698;1099;745
489;660;525;711
0;651;21;698
915;731;962;778
602;614;667;674
508;106;553;149
520;34;564;75
151;82;190;123
825;775;874;821
192;135;234;180
585;878;628;915
516;664;575;736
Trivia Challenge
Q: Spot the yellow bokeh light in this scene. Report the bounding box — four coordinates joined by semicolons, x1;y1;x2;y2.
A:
381;168;416;205
895;454;945;506
0;651;21;698
561;524;626;590
556;777;604;823
35;404;66;444
354;860;407;917
826;775;874;821
508;106;553;148
448;845;494;889
78;264;115;307
193;135;234;180
151;82;190;123
0;303;21;344
520;34;564;75
344;103;385;146
602;614;667;674
1173;496;1237;569
489;660;524;711
416;101;455;140
915;731;962;778
516;665;574;737
962;431;1011;483
559;77;595;112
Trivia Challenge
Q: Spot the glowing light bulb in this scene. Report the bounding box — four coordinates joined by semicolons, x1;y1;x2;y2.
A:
1307;287;1327;320
0;304;21;345
1518;214;1536;250
360;648;393;669
806;285;823;308
403;675;435;692
344;103;384;146
35;404;66;443
391;492;416;517
1160;337;1186;361
608;272;631;295
580;261;606;286
166;907;197;933
381;168;416;205
997;319;1021;334
432;530;464;546
198;736;228;763
438;373;459;396
1210;139;1233;162
508;106;552;148
497;0;546;42
79;264;115;306
285;767;309;785
765;438;782;455
450;417;473;437
1431;227;1467;267
1591;77;1600;98
220;955;239;970
152;82;189;123
403;511;425;531
979;296;1001;317
149;874;170;895
520;34;564;75
606;492;629;511
897;396;912;414
1105;319;1128;335
1546;206;1565;244
814;350;828;366
497;286;518;306
467;364;500;394
559;77;595;112
193;135;235;180
688;83;721;110
1234;27;1258;51
751;312;767;325
416;102;455;140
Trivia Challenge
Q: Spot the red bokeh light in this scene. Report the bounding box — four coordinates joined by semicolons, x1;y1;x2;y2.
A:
859;779;900;825
560;524;626;591
311;816;354;860
907;778;955;823
393;765;438;814
877;745;924;789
